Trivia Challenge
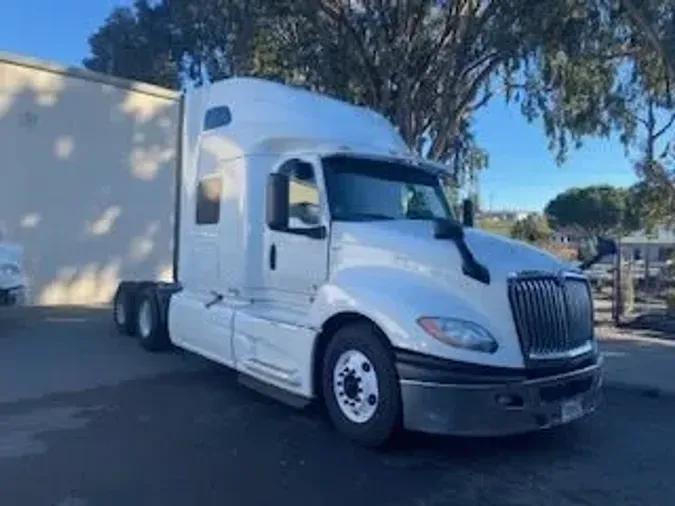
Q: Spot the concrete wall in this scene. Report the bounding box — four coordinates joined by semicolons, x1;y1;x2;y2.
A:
0;52;180;305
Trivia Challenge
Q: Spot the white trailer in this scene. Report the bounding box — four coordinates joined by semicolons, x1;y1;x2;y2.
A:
112;77;607;446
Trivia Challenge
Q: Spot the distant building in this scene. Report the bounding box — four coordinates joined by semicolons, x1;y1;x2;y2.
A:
620;226;675;264
552;226;586;249
478;209;533;222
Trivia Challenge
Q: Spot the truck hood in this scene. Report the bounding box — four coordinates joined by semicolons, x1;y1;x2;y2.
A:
328;221;574;368
332;220;568;281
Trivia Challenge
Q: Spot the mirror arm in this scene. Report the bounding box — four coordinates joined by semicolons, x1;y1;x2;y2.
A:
579;253;605;271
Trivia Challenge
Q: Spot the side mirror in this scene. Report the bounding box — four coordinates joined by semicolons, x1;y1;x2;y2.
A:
462;198;474;228
266;173;289;231
578;236;618;270
596;236;618;257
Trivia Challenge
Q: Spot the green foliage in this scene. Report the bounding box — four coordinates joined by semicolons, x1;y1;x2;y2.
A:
544;185;628;235
506;0;675;165
510;215;552;244
83;0;179;88
85;0;514;180
479;218;514;238
623;179;660;232
632;158;675;228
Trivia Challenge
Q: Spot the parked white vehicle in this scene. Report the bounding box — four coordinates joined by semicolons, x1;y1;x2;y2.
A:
112;77;610;447
0;241;26;306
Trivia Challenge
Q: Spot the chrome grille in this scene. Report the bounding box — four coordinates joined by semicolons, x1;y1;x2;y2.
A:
508;273;594;359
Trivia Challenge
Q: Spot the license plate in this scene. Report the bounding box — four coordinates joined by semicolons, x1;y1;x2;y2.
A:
561;398;584;423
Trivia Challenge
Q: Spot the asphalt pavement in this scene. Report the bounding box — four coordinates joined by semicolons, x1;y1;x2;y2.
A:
1;307;673;506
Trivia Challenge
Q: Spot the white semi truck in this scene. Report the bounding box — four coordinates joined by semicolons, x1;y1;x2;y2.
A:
112;77;614;447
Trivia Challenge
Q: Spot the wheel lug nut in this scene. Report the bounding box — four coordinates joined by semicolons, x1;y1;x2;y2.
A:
362;363;370;372
368;394;377;405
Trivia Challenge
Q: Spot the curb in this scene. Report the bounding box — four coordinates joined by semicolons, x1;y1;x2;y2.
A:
603;379;674;399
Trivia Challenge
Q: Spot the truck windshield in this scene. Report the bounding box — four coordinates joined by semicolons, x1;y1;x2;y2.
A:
322;155;454;222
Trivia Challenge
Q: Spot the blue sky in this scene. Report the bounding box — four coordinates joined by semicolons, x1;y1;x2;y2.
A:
1;0;640;212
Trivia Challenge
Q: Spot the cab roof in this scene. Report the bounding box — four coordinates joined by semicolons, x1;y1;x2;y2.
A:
187;77;412;159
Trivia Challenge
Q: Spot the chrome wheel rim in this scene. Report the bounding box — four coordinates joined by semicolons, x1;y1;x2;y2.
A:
333;349;379;424
138;300;152;339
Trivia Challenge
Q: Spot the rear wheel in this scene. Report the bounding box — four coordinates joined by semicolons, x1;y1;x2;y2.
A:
113;283;136;336
136;288;171;352
322;322;402;447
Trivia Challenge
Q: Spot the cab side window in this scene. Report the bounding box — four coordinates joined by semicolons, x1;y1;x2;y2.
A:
279;160;321;227
196;175;222;225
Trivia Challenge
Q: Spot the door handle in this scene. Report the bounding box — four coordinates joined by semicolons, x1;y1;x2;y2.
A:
269;244;277;270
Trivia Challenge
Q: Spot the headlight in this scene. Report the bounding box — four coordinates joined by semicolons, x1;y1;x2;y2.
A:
417;317;498;353
0;263;20;277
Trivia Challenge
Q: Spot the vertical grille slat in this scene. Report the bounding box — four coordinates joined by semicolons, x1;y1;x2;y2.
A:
514;284;532;351
540;282;554;350
508;273;594;359
554;284;568;349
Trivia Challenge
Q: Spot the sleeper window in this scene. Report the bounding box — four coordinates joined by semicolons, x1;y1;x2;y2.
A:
203;106;232;131
196;176;222;225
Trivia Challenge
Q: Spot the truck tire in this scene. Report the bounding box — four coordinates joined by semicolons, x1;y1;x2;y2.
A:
321;322;402;447
136;287;171;352
113;282;137;336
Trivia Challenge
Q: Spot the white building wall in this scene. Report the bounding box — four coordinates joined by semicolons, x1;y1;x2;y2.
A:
0;52;180;305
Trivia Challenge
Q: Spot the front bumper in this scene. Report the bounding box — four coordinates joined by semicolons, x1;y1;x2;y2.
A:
0;286;25;306
396;349;602;437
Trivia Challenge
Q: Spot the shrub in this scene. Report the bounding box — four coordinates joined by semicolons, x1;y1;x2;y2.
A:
511;215;551;244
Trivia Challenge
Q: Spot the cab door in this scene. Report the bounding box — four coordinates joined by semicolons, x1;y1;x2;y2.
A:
232;155;330;395
262;155;330;312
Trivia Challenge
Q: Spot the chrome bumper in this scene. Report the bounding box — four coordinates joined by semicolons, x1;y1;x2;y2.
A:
397;350;602;437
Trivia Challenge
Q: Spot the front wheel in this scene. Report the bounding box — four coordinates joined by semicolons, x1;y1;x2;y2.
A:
322;322;402;447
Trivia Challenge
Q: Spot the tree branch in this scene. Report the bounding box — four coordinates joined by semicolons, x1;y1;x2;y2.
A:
455;57;503;119
319;1;382;104
413;2;463;82
469;88;493;112
621;0;675;107
654;112;675;140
